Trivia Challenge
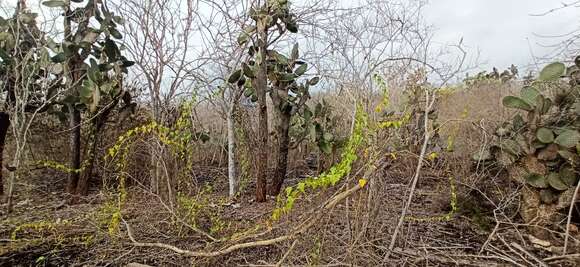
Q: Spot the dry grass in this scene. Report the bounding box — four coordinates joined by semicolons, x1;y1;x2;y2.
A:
439;81;521;159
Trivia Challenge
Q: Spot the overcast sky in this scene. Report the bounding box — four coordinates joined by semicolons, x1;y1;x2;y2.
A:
424;0;580;73
3;0;579;75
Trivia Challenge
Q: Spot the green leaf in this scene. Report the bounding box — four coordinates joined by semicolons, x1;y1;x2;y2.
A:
122;60;135;68
536;96;552;115
559;166;578;187
104;39;120;60
109;27;123;39
279;73;296;82
228;69;242;84
303;108;312;121
271;51;289;65
0;32;14;49
539;62;566;81
286;21;298;33
0;48;11;63
291;43;299;61
46;37;59;52
536;128;554;143
98;63;113;72
323;132;334;141
50;53;66;63
295;64;307;76
520;86;540;106
512;115;525;131
502;96;533;111
237;76;246;87
314;103;322;116
80;80;94;98
88;59;101;82
554;130;580;148
62;41;77;57
525;173;548;189
244;88;254;97
242;63;255;78
308;124;316;141
559;150;579;163
200;133;210;143
237;33;249;45
319;140;332;154
308;77;320;86
113;15;125;25
500;139;522;156
42;0;66;8
548;172;569;191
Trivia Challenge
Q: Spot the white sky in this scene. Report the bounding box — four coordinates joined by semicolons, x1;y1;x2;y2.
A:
424;0;580;72
3;0;579;75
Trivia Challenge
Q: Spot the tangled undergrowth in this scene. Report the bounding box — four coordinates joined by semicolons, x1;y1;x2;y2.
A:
2;64;580;267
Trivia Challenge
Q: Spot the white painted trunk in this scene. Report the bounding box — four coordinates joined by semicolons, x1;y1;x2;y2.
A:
227;106;237;198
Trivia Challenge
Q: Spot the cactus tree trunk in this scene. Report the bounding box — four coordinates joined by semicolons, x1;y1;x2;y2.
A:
76;126;96;196
66;106;81;195
76;96;119;196
269;108;291;196
0;112;9;196
253;23;269;202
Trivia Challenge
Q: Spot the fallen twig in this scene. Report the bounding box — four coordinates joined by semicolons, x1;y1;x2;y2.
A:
511;242;548;267
386;89;435;259
543;253;580;261
276;239;297;266
563;181;580;255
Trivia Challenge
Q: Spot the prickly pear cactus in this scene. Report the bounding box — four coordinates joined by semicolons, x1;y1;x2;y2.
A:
476;55;580;227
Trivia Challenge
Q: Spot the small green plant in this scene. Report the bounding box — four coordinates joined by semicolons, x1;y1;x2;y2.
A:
477;55;580;204
96;199;122;236
11;219;70;240
175;186;230;236
35;256;47;267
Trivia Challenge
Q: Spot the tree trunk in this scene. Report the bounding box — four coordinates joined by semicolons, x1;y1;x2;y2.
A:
0;112;9;196
254;26;269;202
76;118;99;196
269;109;291;196
227;104;237;198
255;83;268;202
66;106;81;195
76;95;120;196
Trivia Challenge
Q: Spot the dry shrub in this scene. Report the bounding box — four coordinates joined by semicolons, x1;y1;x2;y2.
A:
439;81;521;159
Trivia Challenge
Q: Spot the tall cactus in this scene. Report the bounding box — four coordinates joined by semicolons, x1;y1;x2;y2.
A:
229;0;321;199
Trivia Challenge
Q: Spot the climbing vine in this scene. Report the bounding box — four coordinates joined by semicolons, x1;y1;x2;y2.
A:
272;104;368;220
103;98;208;234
